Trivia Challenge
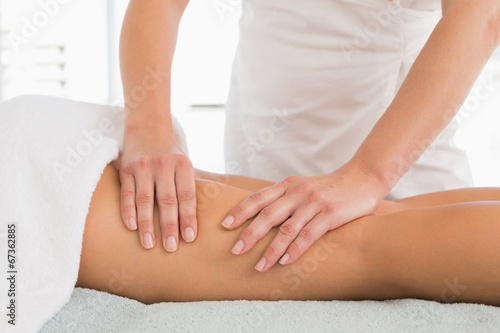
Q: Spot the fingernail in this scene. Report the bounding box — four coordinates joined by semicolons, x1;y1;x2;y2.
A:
165;236;177;252
255;257;267;272
231;240;244;255
222;215;234;228
143;233;154;249
279;253;290;265
128;217;137;230
184;227;195;242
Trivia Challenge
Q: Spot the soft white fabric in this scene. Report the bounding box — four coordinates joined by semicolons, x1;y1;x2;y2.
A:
0;95;124;333
0;95;188;333
41;288;500;333
224;0;477;199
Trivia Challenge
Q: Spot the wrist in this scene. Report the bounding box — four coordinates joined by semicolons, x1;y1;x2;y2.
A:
342;157;392;200
124;113;178;148
125;109;173;133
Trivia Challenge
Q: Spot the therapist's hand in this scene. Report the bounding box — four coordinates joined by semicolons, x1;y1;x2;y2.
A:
120;121;197;251
222;159;387;272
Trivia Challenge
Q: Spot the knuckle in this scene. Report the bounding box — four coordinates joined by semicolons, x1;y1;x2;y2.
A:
240;227;256;241
234;204;247;216
178;191;196;202
120;163;134;175
283;175;300;185
160;221;178;234
138;155;151;169
278;223;296;237
177;155;192;169
287;241;303;256
322;203;335;215
179;206;196;221
260;207;274;218
136;193;154;205
155;154;170;168
137;218;152;229
250;191;264;202
309;190;324;203
292;182;310;195
264;245;280;258
121;189;135;199
299;228;314;241
180;213;197;226
158;194;178;206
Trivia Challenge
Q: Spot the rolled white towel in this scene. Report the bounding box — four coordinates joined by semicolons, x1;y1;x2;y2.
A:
0;95;187;333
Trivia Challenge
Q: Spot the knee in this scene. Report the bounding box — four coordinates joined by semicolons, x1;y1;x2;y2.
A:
356;216;409;298
332;216;398;295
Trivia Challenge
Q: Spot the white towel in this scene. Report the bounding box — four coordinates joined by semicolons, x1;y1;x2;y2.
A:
0;95;188;333
41;288;500;333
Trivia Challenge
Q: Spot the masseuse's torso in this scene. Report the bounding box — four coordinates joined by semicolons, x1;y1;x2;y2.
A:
224;0;474;199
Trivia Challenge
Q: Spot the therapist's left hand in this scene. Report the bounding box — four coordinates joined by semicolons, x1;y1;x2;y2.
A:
221;159;388;272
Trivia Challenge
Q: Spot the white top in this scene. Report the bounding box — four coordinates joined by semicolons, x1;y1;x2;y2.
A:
224;0;474;199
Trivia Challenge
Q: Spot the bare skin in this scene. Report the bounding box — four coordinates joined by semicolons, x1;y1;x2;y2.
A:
76;162;500;305
119;1;500;282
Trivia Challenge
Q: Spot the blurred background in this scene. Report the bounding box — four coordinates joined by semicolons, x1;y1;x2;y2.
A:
0;0;236;173
1;0;499;185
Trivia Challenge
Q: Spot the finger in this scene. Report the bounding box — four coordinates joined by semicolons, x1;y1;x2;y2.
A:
280;213;333;266
230;195;300;256
119;171;138;231
175;156;197;243
222;182;286;230
254;204;320;272
135;167;156;249
155;165;179;252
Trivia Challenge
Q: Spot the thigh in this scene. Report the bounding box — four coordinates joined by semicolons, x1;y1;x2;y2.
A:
77;165;372;304
77;165;500;305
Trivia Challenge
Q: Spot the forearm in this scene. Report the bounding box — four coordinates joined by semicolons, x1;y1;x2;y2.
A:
120;0;188;134
352;1;500;191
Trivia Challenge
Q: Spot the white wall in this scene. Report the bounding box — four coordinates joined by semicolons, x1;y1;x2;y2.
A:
1;0;240;173
1;1;499;183
1;0;109;103
171;0;241;172
455;50;500;186
107;0;241;111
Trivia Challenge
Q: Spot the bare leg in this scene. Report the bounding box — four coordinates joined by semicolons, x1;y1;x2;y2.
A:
194;169;274;192
77;164;500;305
77;165;372;303
365;201;500;305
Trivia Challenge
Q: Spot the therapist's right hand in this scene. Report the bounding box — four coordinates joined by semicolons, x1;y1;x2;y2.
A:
119;120;197;252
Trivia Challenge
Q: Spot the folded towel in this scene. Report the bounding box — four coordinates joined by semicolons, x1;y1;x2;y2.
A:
0;95;187;333
40;288;500;333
